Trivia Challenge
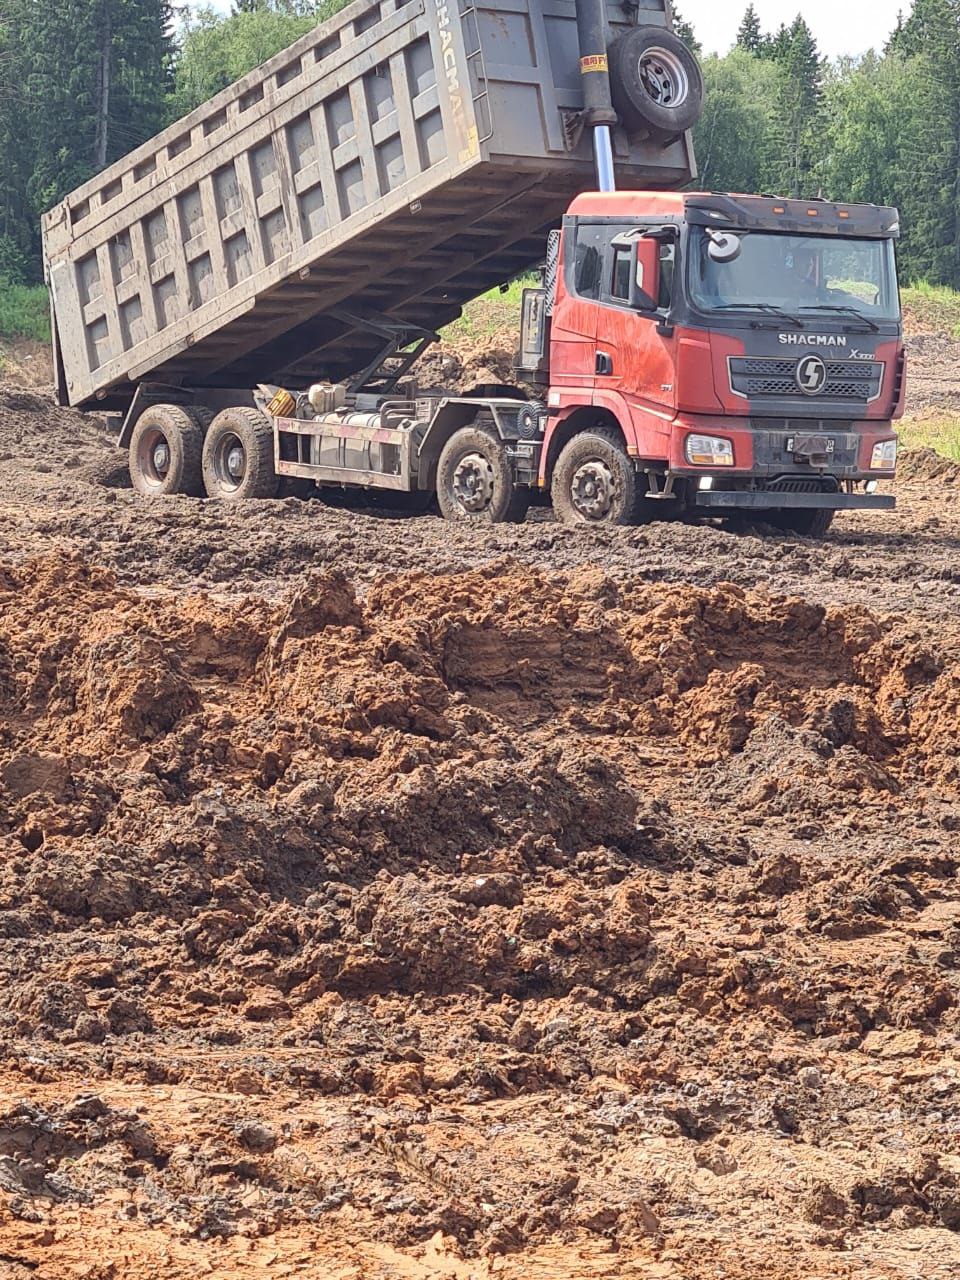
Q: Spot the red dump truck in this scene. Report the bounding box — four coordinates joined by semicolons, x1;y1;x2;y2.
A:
42;0;903;533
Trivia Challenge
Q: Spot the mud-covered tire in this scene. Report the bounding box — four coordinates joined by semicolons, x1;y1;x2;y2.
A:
551;427;650;526
189;405;215;434
609;26;704;142
772;508;836;538
436;425;529;524
129;404;205;497
202;407;279;502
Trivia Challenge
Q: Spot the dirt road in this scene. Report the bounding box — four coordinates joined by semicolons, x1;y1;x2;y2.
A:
1;381;959;1279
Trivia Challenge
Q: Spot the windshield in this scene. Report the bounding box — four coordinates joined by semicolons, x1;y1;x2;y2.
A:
688;231;900;322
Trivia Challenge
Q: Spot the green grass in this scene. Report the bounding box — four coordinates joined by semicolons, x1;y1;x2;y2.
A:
443;275;537;341
897;414;960;461
901;281;960;338
0;282;50;343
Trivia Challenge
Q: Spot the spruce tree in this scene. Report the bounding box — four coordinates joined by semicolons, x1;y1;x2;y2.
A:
886;0;960;285
767;15;825;197
671;5;701;52
736;4;764;55
0;0;34;280
1;0;172;273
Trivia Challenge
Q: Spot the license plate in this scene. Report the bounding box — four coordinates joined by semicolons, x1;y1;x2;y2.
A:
786;435;835;454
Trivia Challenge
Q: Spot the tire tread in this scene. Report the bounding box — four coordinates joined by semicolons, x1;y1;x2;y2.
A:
129;403;205;497
202;407;279;502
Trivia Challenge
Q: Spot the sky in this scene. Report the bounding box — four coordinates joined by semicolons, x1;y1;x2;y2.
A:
679;0;906;59
197;0;906;61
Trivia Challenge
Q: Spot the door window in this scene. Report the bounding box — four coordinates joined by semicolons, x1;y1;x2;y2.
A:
573;223;676;310
573;224;608;299
611;245;632;301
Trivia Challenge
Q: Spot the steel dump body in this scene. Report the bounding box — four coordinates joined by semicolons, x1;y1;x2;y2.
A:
43;0;693;410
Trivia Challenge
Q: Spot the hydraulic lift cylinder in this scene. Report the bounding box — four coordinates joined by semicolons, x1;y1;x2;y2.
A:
575;0;618;191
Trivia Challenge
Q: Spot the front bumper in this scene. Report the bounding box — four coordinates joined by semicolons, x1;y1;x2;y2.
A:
668;417;899;477
694;490;895;511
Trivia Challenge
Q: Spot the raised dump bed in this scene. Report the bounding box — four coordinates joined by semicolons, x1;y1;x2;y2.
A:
43;0;695;411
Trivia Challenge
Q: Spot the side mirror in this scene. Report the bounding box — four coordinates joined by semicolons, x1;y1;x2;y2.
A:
629;237;660;311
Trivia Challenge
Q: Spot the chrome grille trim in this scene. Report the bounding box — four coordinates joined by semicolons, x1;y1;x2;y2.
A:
728;354;884;403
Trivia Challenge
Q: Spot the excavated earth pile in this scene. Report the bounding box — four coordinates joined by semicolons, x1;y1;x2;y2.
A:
1;383;960;1278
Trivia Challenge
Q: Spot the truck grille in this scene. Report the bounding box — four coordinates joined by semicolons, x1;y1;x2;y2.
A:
730;356;883;401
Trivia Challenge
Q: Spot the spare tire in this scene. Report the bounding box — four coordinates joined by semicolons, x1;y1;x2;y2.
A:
609;26;703;142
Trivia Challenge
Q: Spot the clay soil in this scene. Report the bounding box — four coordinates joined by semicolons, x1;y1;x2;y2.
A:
1;364;960;1279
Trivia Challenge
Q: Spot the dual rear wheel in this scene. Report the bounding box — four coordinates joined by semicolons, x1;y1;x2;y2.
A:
129;404;278;501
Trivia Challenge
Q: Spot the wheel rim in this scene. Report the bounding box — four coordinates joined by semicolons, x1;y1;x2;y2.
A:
570;459;617;520
451;451;495;514
137;427;172;490
212;431;247;493
638;46;690;108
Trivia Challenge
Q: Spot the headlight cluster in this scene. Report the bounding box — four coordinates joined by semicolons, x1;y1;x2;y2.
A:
685;434;734;467
870;439;897;470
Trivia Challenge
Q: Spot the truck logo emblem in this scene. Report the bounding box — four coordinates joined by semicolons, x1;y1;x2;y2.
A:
796;353;827;395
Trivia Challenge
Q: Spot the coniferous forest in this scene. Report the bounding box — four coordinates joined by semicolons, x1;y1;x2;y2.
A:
0;0;958;290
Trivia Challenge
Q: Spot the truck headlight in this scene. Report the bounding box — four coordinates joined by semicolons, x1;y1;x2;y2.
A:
685;434;734;467
870;439;897;470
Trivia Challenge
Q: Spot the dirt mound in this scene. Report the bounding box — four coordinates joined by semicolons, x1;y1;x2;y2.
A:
904;330;960;415
898;446;960;484
0;339;53;389
1;553;960;1276
0;381;113;478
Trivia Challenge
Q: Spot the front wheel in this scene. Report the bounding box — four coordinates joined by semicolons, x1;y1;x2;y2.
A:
436;425;528;523
771;508;835;537
202;408;279;502
551;428;649;526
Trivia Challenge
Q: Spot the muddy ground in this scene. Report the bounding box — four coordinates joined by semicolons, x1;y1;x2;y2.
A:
1;346;960;1278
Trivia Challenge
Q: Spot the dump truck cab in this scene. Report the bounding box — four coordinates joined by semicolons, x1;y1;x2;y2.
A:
529;190;903;532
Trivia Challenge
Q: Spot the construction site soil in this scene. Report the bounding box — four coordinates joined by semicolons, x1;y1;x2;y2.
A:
1;336;960;1278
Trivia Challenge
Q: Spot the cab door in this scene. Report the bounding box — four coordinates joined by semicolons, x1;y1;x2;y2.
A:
594;233;679;423
549;222;606;392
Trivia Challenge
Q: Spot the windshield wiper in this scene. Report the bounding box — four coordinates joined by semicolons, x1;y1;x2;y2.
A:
798;304;880;332
713;303;804;328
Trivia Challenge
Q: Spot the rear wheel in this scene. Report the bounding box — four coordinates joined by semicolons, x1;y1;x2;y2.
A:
129;404;205;497
190;405;215;435
771;508;835;537
202;407;279;502
436;425;528;523
551;427;650;526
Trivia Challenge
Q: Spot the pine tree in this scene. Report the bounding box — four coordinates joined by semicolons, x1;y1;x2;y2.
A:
736;4;764;55
0;0;173;274
671;5;701;53
886;9;908;51
767;15;825;197
885;0;960;285
767;22;792;61
0;0;34;280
